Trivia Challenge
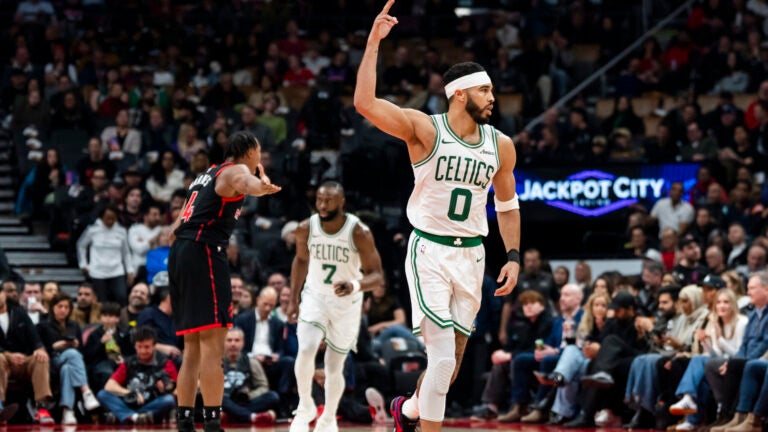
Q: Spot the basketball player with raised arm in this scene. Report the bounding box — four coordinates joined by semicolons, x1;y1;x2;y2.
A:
168;131;281;432
354;2;521;431
286;181;384;432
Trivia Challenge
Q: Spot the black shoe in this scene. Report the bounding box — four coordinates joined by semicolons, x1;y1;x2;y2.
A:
0;403;18;423
623;408;653;429
564;412;595;428
580;371;615;389
531;386;558;411
548;413;568;425
203;418;222;432
178;415;195;432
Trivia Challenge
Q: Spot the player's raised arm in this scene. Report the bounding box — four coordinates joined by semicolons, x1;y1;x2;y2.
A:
222;164;281;198
353;0;430;147
334;223;384;297
492;132;521;297
287;220;310;322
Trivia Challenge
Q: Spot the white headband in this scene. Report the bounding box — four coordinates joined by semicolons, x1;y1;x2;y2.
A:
444;71;492;99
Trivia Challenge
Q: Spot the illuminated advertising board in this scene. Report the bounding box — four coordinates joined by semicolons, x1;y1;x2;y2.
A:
488;163;700;220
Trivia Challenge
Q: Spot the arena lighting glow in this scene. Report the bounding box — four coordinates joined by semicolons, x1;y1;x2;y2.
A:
518;170;666;217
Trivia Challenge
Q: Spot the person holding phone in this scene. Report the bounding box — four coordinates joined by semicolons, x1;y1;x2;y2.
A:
37;293;100;424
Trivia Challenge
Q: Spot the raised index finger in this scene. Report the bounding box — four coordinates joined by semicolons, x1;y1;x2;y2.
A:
381;0;395;15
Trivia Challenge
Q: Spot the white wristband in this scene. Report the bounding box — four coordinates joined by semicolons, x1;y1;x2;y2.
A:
350;280;361;293
495;194;520;212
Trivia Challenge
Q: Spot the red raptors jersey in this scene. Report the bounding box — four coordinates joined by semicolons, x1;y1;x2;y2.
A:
174;162;245;247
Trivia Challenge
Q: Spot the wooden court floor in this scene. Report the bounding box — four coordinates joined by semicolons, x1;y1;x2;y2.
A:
0;420;644;432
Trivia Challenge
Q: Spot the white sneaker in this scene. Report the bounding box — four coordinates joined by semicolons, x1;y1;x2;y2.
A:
82;389;100;411
290;401;317;432
62;409;77;425
312;414;338;432
676;421;696;430
365;387;387;424
594;409;619;427
670;394;698;415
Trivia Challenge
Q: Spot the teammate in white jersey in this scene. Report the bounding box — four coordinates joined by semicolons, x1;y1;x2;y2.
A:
354;2;521;432
287;181;384;432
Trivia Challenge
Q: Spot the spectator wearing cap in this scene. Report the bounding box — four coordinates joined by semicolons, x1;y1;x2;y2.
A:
708;103;741;150
650;182;695;238
726;223;750;268
127;204;163;274
735;245;768;280
136;286;181;363
564;292;650;427
668;284;747;430
673;236;709;286
703;272;768;427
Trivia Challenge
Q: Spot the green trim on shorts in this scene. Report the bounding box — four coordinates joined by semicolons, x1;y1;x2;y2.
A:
410;237;453;330
413;324;472;337
413;228;482;248
299;319;351;354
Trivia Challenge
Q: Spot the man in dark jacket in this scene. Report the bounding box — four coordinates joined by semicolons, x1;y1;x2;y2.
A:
472;290;553;421
565;291;650;427
234;287;295;395
222;327;279;424
0;286;52;423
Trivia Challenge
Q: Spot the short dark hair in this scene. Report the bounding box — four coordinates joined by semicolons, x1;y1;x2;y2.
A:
443;62;486;87
319;180;345;196
172;188;187;201
658;285;680;302
78;282;94;292
132;325;158;344
100;302;121;316
225;131;259;159
98;203;120;219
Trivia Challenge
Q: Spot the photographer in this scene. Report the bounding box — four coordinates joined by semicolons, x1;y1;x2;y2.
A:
97;326;177;424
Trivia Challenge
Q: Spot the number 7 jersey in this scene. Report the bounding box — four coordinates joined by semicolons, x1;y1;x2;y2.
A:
174;162;245;247
406;113;500;237
305;213;363;297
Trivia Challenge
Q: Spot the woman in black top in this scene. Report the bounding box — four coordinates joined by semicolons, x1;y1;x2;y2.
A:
37;293;100;424
29;148;66;219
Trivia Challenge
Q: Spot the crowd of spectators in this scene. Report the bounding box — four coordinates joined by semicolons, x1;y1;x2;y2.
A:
2;0;768;429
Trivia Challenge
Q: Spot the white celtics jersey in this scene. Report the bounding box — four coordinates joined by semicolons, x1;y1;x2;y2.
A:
407;113;500;237
305;213;363;296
